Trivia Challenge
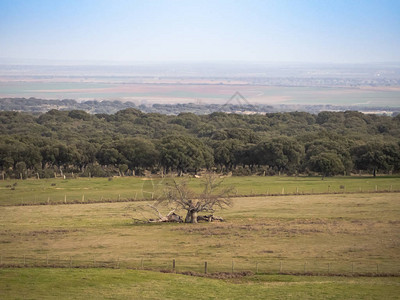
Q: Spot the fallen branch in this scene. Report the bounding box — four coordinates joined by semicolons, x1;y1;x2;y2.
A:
197;215;224;222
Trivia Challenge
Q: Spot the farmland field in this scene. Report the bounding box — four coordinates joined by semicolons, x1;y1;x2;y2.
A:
1;268;399;300
1;81;400;106
0;191;399;273
1;175;399;206
1;177;399;298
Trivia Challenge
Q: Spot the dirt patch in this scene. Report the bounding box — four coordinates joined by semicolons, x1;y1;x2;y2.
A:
161;269;254;279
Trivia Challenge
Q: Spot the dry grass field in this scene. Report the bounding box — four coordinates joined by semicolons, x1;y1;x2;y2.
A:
1;192;399;275
1;180;400;299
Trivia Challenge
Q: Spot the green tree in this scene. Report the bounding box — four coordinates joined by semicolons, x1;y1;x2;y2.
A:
308;152;345;176
254;137;303;174
352;142;400;176
117;138;159;174
160;135;213;175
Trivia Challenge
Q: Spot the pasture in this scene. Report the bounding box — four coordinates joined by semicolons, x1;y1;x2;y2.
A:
0;175;399;206
1;268;399;300
1;177;399;298
0;193;399;273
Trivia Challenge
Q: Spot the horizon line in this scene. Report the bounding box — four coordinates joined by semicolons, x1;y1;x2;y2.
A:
1;58;400;66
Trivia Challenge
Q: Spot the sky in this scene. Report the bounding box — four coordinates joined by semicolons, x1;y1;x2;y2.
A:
0;0;399;64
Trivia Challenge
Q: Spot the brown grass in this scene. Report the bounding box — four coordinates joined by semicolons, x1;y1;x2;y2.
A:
0;193;399;274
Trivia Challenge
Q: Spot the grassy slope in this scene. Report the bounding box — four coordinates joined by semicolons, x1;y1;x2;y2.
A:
1;268;399;300
0;175;399;206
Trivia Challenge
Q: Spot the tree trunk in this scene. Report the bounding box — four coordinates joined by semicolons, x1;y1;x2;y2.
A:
190;211;198;223
185;211;192;223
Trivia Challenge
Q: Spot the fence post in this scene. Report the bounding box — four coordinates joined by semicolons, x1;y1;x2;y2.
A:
24;255;26;266
117;257;120;269
46;254;49;266
352;262;354;273
328;263;330;274
256;262;259;274
231;260;234;273
304;262;306;273
280;261;283;273
70;256;72;268
376;264;379;273
204;261;208;274
93;256;95;267
172;259;176;272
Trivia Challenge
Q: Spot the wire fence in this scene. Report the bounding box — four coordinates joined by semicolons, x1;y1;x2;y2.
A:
1;255;399;277
3;187;400;207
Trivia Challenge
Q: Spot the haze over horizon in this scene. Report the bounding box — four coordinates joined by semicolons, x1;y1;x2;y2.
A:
1;0;399;65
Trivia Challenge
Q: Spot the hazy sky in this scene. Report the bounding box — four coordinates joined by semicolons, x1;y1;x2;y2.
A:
0;0;399;64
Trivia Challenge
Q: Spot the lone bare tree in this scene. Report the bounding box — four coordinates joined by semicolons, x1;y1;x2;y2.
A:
161;173;234;223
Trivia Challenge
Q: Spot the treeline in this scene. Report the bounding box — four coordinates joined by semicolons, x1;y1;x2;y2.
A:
0;97;138;114
1;109;400;179
2;97;398;116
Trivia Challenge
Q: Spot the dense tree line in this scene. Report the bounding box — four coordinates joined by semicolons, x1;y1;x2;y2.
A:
1;109;399;179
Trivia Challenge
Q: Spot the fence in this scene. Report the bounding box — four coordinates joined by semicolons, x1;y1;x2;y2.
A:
4;187;400;207
1;255;399;277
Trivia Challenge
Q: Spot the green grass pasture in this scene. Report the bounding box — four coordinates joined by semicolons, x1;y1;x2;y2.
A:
0;175;399;206
1;268;399;300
